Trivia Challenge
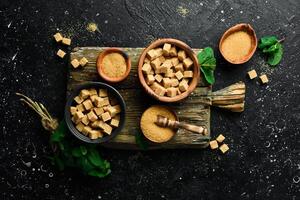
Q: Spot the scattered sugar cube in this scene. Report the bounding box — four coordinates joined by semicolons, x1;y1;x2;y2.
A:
162;43;171;56
175;71;184;80
53;32;63;42
62;37;71;46
71;59;80;68
166;87;177;97
110;119;120;127
142;63;152;74
57;49;66;58
99;89;108;97
81;115;90;125
175;63;184;72
219;144;229;154
82;99;93;110
154;74;163;83
79;57;88;66
169;46;177;57
216;134;225;143
260;74;269;84
183;71;193;78
178;50;186;61
209;140;218;149
248;69;257;79
101;112;111;122
74;96;84;104
87;110;98;122
183;57;193;69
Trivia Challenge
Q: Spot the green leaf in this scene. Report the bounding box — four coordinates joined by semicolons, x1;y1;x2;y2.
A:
267;43;283;66
53;155;65;171
135;131;148;150
72;147;82;157
263;42;280;53
201;68;215;85
50;121;67;143
197;47;216;85
76;157;95;173
87;148;105;168
88;169;111;178
258;36;278;49
80;146;87;155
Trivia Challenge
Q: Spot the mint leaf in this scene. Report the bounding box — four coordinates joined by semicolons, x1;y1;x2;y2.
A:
88;169;111;178
87;148;105;168
135;131;148;150
72;147;82;157
50;121;66;143
197;47;216;85
263;42;280;53
258;36;278;49
267;43;283;66
200;67;215;85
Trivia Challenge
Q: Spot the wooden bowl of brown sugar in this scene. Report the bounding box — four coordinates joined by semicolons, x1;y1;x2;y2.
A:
138;38;200;103
97;48;131;83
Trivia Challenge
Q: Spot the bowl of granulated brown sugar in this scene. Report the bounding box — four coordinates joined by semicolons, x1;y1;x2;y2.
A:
97;48;131;83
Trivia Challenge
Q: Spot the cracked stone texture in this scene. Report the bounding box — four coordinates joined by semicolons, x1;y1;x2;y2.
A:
0;0;299;199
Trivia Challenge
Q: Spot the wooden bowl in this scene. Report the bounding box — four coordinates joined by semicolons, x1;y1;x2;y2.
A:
219;23;257;64
97;48;131;83
138;38;200;103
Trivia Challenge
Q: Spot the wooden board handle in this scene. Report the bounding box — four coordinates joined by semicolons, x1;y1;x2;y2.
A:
210;81;246;112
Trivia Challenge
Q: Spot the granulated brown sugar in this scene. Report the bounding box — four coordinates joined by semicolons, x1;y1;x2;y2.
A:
102;53;127;78
140;105;177;143
220;31;252;62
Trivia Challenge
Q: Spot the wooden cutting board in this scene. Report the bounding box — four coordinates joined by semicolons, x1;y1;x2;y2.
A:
68;47;245;150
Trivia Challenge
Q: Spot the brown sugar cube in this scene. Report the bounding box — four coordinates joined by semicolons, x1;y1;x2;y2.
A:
90;95;98;103
154;65;163;74
155;48;163;57
94;97;103;107
109;97;118;106
209;140;219;149
162;78;172;88
71;59;80;68
219;144;229;154
166;87;177;97
73;111;84;124
113;114;120;121
112;105;121;114
62;37;71;46
163;43;171;56
89;130;101;139
166;69;175;78
53;32;63;42
101;97;110;107
93;107;104;116
101;112;111;122
74;96;84;104
146;74;155;85
87;110;98;122
175;63;184;72
150;82;161;91
171;78;179;87
70;106;77;115
260;74;269;84
82;99;93;110
216;134;225;143
81;115;90;126
80;89;90;99
171;57;179;66
147;49;157;60
150;58;162;71
158;56;166;63
179;81;189;92
169;46;177;57
99;89;108;97
103;123;113;135
154;86;166;96
175;71;184;80
149;70;154;75
107;106;118;117
79;57;88;66
183;71;193;78
142;63;152;74
76;104;85;112
57;49;66;58
82;126;92;136
177;88;182;95
75;122;85;132
182;78;189;84
110;119;120;127
89;88;97;96
154;74;163;83
161;59;172;68
248;69;257;79
144;57;150;63
90;120;100;128
183;57;193;69
178;50;187;61
160;65;168;74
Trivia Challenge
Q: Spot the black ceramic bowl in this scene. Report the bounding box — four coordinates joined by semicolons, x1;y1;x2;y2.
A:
65;82;126;143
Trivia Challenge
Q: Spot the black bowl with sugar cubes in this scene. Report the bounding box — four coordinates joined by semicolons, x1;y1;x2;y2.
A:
65;82;126;143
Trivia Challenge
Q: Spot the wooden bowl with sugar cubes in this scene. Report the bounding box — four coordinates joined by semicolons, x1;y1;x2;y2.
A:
65;82;126;144
138;38;200;102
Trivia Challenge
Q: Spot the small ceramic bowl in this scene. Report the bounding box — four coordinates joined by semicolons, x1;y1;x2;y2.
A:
138;38;200;103
65;82;126;144
97;48;131;83
219;23;257;64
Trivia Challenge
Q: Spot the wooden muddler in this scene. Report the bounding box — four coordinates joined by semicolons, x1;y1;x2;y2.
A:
155;115;208;135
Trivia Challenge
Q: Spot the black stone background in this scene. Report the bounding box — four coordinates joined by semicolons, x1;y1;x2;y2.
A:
0;0;299;199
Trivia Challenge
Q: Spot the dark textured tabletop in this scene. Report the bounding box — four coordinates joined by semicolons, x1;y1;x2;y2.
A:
1;0;299;199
